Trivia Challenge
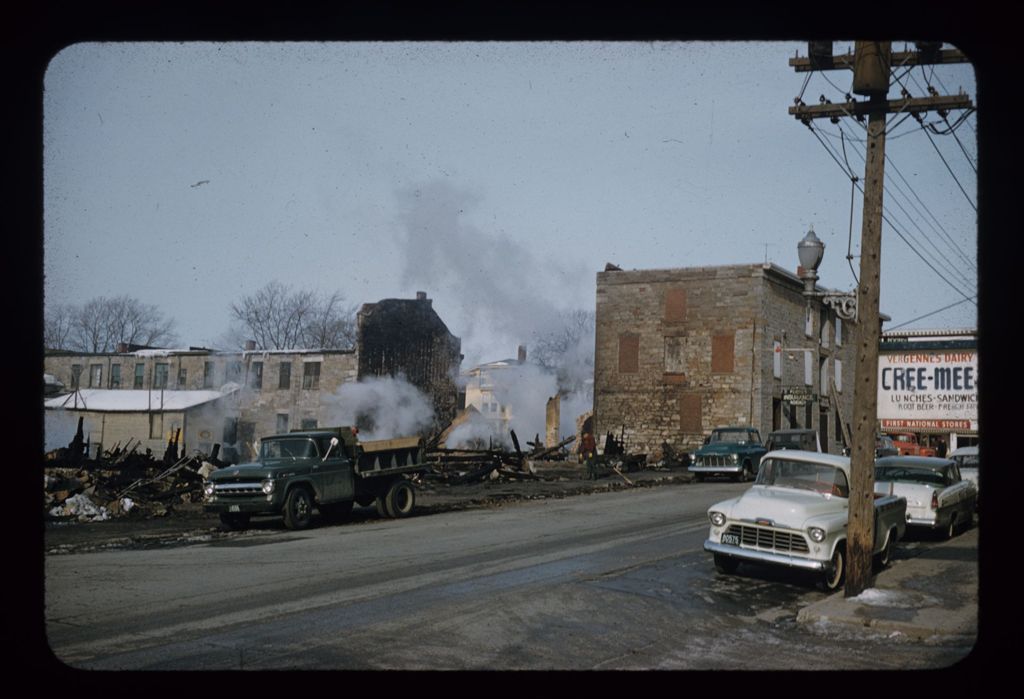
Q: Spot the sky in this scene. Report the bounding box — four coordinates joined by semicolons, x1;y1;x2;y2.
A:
43;41;978;369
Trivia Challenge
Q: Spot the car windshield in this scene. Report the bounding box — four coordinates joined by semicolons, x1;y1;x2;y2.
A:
756;458;848;497
260;437;319;460
711;430;757;444
875;465;951;487
951;454;979;468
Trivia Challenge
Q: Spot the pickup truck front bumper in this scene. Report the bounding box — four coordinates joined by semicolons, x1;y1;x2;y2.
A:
689;464;743;475
704;539;827;572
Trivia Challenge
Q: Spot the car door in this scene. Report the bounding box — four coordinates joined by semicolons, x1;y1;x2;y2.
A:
315;437;354;502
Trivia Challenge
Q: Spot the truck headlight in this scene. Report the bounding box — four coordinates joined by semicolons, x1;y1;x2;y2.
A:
203;482;215;497
808;527;826;543
731;454;739;463
709;511;726;527
261;479;275;495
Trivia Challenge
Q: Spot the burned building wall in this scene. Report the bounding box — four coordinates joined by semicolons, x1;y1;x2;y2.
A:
594;264;858;457
356;294;462;432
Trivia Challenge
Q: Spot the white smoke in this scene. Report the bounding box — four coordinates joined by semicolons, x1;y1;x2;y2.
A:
322;374;435;441
393;180;596;444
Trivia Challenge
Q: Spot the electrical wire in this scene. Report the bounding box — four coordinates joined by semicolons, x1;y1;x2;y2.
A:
885;295;977;331
916;116;978;212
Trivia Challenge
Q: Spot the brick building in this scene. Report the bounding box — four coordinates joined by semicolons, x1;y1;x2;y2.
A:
593;263;860;458
44;293;461;462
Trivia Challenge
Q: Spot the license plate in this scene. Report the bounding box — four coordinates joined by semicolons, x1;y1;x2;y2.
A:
721;533;740;546
229;505;240;513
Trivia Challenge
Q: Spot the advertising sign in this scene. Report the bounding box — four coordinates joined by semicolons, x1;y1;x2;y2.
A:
877;349;977;432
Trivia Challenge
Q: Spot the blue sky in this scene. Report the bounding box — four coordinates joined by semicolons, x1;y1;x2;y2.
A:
43;41;977;366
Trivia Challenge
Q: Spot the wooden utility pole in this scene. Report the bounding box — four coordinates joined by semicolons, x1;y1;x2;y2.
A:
789;41;973;597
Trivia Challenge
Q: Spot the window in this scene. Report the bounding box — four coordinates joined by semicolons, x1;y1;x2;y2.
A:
664;288;687;323
203;361;214;388
223;417;238;444
134;363;145;389
89;364;103;388
278;361;292;389
772;340;782;379
276;413;289;434
149;412;164;439
154;363;169;389
711;333;735;373
664;336;686;374
618;335;639;373
251;361;264;390
302;361;321;389
834;359;843;392
301;418;318;430
820;308;829;348
70;364;82;389
804;351;813;386
835;317;843;346
110;364;121;389
679;392;702;433
819;356;829;394
226;361;243;384
177;366;187;388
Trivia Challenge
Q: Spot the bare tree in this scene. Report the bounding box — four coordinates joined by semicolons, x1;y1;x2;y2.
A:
46;296;178;352
230;282;358;350
43;303;76;350
530;309;595;395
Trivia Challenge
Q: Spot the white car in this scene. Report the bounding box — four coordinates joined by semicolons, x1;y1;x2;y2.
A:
704;450;907;592
874;456;977;538
948;445;979;506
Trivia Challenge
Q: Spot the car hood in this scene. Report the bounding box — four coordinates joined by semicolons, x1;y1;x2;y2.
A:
209;459;312;480
719;485;845;529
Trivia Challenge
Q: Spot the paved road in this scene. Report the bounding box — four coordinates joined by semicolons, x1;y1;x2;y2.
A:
45;481;972;670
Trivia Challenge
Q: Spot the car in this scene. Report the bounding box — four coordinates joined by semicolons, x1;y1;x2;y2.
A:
841;433;898;458
689;426;767;482
947;445;979;511
704;450;907;591
874;455;977;539
765;428;821;453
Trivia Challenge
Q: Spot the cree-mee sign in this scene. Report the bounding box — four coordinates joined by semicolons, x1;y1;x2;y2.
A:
877;350;977;432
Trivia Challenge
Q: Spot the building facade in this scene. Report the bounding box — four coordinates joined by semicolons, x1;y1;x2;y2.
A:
44;294;461;462
593;263;860;458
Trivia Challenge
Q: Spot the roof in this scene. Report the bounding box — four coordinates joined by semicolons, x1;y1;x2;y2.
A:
949;445;978;457
875;455;955;469
44;387;238;412
762;449;851;477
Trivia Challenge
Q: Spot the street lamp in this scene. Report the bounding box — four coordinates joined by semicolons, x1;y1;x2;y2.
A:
797;227;858;322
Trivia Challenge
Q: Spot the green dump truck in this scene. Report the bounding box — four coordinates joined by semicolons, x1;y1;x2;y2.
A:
203;426;428;530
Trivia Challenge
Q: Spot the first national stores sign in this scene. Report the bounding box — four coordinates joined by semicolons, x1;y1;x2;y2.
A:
877;349;978;432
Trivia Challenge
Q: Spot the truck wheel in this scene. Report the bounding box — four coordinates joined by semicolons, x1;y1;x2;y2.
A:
819;544;845;592
282;487;313;530
386;480;416;518
713;554;739;574
219;512;250;530
873;529;894;571
319;501;354;523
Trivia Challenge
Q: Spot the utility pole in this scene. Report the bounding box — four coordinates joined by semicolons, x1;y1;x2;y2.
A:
789;41;973;597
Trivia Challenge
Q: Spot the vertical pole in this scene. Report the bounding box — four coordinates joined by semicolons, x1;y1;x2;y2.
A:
845;92;887;597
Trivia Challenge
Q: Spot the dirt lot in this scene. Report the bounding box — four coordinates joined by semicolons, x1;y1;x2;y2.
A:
44;464;693;555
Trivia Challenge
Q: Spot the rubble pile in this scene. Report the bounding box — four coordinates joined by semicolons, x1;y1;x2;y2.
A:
45;431;224;522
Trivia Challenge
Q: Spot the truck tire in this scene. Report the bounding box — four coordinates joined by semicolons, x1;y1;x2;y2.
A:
375;496;389;518
873;529;895;571
282;487;313;530
385;480;416;518
819;544;845;592
219;512;250;530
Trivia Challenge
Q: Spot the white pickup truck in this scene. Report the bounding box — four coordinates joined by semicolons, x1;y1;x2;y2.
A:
704;450;907;591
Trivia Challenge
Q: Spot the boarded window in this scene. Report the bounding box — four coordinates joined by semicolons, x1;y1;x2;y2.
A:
772;340;782;378
711;333;735;373
834;358;843;392
618;335;639;373
679;392;702;433
664;336;686;374
276;413;289;434
664;288;687;323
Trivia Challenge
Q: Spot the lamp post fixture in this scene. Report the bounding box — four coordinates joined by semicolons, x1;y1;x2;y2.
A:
797;227;858;322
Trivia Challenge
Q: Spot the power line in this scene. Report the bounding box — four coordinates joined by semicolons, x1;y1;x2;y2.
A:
885;295;977;331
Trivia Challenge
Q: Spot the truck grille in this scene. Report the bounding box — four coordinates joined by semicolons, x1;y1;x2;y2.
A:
212;482;264;497
699;456;736;467
726;524;809;554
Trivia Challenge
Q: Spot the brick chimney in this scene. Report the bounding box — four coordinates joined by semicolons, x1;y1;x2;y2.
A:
116;342;128;354
416;291;431;307
244;340;256;351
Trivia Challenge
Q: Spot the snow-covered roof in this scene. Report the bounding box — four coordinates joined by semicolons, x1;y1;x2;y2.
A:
44;387;238;412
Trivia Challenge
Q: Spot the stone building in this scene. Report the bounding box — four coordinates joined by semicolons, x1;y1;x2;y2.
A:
44;293;461;462
593;263;860;458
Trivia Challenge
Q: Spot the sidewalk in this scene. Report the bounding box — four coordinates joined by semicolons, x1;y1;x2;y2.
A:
796;523;978;641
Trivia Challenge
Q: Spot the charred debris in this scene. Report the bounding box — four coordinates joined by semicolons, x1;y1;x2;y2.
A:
44;418;672;523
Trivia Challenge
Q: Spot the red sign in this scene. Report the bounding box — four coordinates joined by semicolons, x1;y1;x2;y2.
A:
881;419;972;430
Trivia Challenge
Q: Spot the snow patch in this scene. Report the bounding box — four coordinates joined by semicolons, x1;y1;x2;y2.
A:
49;493;110;521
